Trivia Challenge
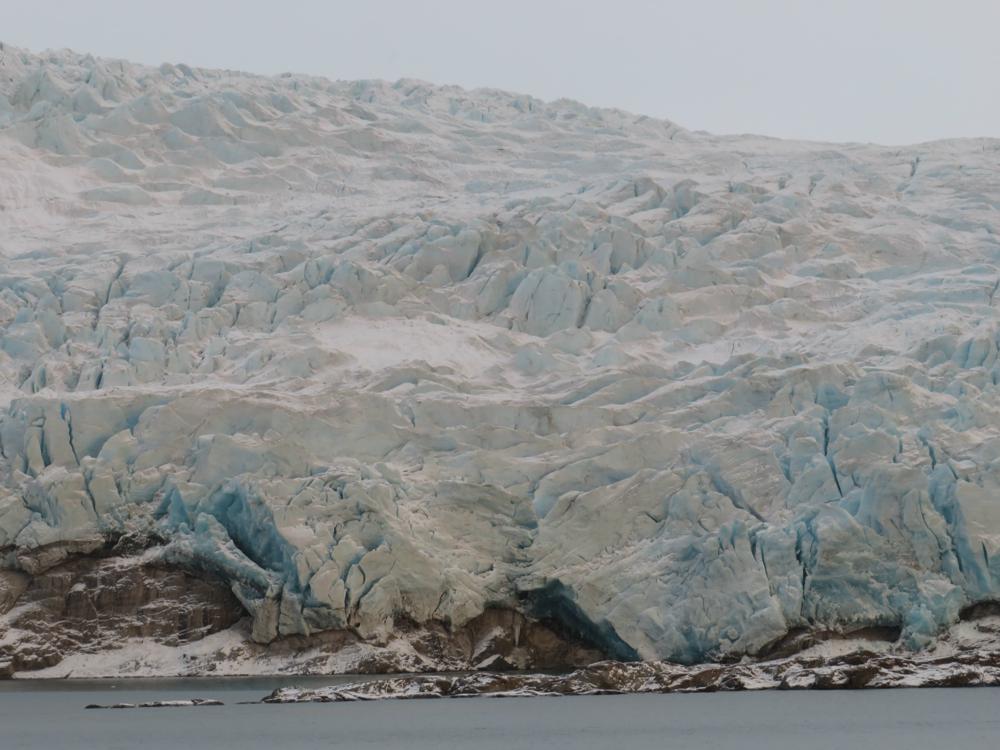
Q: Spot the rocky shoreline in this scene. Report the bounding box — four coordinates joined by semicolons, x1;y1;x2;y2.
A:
74;645;1000;711
259;648;1000;703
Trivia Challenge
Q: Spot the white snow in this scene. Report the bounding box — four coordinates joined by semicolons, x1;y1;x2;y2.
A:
15;622;427;679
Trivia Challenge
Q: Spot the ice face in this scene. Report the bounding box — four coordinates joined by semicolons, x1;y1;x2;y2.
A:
2;41;1000;663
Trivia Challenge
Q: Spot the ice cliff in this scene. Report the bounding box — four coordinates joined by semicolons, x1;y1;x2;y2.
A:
2;42;1000;674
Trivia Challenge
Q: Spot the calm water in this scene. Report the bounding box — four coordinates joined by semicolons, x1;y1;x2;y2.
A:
0;678;998;749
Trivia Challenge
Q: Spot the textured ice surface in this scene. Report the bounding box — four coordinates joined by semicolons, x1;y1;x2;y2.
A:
2;42;1000;664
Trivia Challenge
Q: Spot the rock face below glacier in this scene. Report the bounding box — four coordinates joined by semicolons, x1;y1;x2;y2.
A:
0;542;600;678
0;540;243;676
2;42;1000;676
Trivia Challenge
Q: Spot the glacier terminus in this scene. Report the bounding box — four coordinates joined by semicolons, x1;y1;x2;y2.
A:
1;42;1000;678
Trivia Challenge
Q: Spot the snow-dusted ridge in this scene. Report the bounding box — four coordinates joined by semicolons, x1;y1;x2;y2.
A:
2;41;1000;677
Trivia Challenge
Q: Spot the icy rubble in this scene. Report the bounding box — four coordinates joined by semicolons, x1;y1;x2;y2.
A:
2;41;1000;674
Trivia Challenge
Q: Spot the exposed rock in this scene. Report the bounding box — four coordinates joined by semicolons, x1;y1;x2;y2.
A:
260;636;1000;702
0;553;243;676
85;699;224;709
0;570;29;614
0;549;601;677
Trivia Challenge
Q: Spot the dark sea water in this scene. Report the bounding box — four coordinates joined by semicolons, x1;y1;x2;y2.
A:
1;679;998;749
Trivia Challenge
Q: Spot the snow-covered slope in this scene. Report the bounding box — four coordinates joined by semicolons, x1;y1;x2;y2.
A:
2;42;1000;675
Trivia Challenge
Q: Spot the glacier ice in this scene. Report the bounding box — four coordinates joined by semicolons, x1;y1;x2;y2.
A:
1;41;1000;669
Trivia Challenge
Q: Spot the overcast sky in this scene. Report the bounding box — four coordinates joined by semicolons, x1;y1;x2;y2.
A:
7;0;999;145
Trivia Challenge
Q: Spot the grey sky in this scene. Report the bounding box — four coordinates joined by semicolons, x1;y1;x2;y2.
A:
7;0;999;145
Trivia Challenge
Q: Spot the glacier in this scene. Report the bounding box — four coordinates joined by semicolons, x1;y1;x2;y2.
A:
1;41;1000;675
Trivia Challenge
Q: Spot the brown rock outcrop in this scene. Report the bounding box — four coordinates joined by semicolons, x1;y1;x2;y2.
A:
0;554;243;676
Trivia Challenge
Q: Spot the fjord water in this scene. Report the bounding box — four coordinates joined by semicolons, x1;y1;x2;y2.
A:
1;680;998;750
